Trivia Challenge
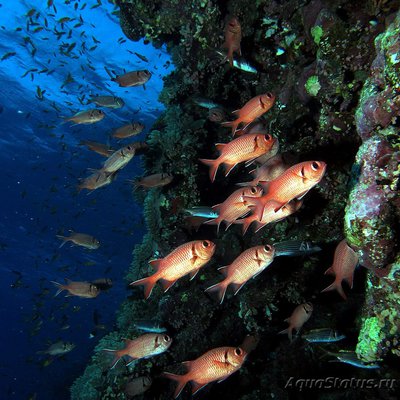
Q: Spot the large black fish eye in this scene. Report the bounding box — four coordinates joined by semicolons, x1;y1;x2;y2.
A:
264;134;271;141
266;92;273;98
311;162;319;170
234;348;242;356
202;240;209;247
264;245;272;252
250;187;257;194
164;335;171;342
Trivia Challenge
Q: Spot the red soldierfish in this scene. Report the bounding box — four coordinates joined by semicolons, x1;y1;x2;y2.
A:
130;240;216;299
279;302;313;342
223;17;242;66
205;245;275;303
111;70;151;87
234;199;303;235
222;93;275;135
321;239;359;300
244;161;326;217
103;333;172;369
205;186;263;232
163;346;247;398
199;133;276;182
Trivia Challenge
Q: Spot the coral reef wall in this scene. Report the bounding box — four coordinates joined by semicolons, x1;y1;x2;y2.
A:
71;1;399;399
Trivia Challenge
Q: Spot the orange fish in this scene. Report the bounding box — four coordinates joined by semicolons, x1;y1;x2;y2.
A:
223;17;242;66
112;70;151;87
130;240;216;299
199;133;276;182
78;170;118;192
279;302;313;342
103;333;172;369
112;122;144;139
237;154;288;187
244;161;326;217
132;173;173;189
163;346;247;398
222;93;275;135
205;245;275;303
234;199;303;234
79;140;114;157
321;240;359;300
51;279;100;298
205;186;263;232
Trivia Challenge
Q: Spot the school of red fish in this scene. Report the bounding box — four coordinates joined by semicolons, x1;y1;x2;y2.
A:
49;15;363;398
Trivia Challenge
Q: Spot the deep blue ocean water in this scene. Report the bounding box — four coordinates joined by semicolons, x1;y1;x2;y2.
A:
0;1;171;398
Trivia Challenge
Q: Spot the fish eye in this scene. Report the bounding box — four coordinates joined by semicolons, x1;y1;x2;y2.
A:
264;134;271;141
311;162;319;171
266;92;273;98
250;187;257;194
264;245;272;252
164;335;171;342
234;348;242;356
202;240;209;247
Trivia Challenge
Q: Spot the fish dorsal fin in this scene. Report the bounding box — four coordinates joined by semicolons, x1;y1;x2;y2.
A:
149;259;162;271
181;360;194;371
324;266;335;276
217;265;230;277
215;143;225;152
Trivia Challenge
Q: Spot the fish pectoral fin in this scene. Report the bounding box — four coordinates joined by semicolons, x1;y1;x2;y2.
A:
189;269;200;281
159;278;177;292
191;381;208;395
296;189;310;200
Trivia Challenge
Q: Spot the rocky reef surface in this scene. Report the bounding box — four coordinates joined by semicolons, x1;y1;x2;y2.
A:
71;1;399;399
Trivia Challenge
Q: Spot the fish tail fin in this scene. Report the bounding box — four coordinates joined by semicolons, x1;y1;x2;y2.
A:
162;372;189;399
102;349;122;369
199;158;219;182
321;279;347;300
50;281;65;297
129;275;158;299
205;280;229;304
56;235;68;248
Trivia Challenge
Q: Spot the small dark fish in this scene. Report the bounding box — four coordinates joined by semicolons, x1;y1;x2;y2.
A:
134;319;167;333
1;52;17;61
91;278;113;291
134;52;149;62
124;376;152;397
302;328;345;343
274;240;322;257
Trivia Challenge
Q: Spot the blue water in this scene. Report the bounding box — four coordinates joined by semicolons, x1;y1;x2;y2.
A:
0;1;171;398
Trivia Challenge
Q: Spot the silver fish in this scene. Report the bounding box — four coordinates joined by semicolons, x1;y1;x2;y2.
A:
192;96;221;109
89;95;125;109
274;240;322;257
184;206;219;219
302;328;345;343
134;319;167;333
215;49;258;73
325;350;380;369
